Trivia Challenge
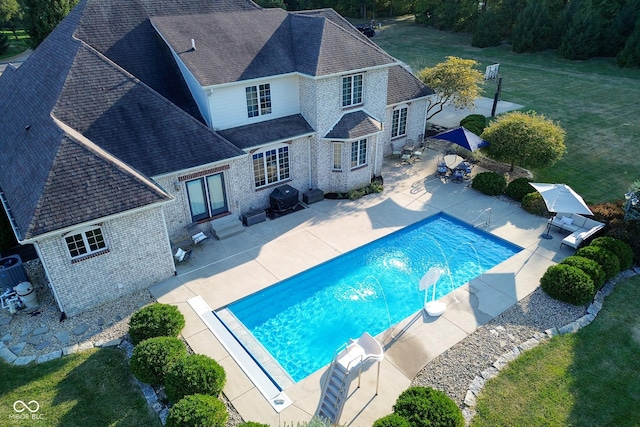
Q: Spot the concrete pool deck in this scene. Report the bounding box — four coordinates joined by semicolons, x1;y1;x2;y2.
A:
149;149;575;425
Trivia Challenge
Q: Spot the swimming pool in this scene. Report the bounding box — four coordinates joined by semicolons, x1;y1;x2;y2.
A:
225;213;521;383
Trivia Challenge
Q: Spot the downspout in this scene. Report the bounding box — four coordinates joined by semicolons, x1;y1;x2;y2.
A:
308;136;313;189
33;242;65;314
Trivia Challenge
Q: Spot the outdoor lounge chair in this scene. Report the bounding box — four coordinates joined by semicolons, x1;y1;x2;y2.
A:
391;142;402;158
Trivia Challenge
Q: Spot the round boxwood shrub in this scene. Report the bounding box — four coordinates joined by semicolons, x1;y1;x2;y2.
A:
166;394;227;427
471;172;506;196
129;336;186;385
540;264;595;305
393;386;464;427
521;192;548;216
505;177;534;203
575;245;620;281
373;413;411;427
165;354;226;403
560;255;606;290
460;114;486;135
589;236;634;270
128;303;185;345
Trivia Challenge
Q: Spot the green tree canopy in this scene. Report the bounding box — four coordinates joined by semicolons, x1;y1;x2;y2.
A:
481;111;566;171
417;56;485;122
0;0;19;24
23;0;78;48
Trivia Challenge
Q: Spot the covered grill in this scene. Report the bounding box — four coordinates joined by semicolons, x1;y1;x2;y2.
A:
270;185;299;212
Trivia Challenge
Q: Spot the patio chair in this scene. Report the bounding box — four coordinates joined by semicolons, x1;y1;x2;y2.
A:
435;159;448;177
413;144;425;161
174;247;192;262
391;142;402;158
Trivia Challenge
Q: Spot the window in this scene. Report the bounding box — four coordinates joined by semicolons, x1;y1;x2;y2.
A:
246;84;272;118
351;139;367;169
65;227;107;259
186;173;228;222
333;142;342;171
253;146;290;188
342;74;363;107
391;106;408;138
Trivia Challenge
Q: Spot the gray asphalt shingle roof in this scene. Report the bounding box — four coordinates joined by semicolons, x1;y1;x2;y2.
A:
151;9;397;86
324;110;382;140
387;65;435;105
217;115;314;150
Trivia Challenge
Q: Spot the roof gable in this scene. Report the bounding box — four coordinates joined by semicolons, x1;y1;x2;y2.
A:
28;133;171;238
151;9;397;85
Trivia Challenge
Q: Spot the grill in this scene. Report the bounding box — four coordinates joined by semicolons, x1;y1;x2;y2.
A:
269;185;299;212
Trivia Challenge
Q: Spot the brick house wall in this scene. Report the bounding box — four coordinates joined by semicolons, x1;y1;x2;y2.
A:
36;206;174;316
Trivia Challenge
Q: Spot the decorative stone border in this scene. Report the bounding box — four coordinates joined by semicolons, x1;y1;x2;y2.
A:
0;337;122;366
461;267;640;424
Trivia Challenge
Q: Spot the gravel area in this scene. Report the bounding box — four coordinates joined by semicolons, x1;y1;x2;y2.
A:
412;287;586;407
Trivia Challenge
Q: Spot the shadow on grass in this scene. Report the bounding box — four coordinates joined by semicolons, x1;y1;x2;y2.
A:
0;347;160;426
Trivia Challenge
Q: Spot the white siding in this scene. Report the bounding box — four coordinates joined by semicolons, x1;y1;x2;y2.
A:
208;75;300;130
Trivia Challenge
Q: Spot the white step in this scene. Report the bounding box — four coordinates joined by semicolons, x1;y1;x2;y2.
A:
210;217;245;240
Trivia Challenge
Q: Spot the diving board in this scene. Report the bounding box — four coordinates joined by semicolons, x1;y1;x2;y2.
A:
187;296;292;413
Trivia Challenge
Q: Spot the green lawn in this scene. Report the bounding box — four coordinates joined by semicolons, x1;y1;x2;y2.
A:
0;29;30;60
471;274;640;426
373;16;640;204
0;347;162;427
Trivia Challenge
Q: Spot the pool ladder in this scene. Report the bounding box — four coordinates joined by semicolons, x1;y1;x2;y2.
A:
316;344;361;424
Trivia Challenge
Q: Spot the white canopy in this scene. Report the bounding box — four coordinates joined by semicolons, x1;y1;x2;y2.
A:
530;183;593;215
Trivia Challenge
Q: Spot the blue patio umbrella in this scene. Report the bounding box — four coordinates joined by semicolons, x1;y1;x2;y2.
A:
432;126;489;152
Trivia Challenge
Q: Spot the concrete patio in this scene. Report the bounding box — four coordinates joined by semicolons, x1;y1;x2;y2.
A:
149;148;574;426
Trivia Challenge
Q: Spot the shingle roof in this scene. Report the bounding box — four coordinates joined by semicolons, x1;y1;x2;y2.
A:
217;114;314;150
387;65;434;105
53;45;244;177
151;9;398;86
324;110;382;140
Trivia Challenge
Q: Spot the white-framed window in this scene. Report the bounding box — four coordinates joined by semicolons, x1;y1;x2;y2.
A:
64;226;107;259
246;83;272;118
185;173;228;222
351;139;367;169
391;106;408;138
253;145;290;188
342;74;363;107
332;142;342;171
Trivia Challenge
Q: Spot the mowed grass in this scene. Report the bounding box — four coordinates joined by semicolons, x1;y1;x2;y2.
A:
0;347;162;427
0;29;30;60
373;16;640;203
471;274;640;426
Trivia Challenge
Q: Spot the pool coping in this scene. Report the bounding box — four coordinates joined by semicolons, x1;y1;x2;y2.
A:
149;153;577;425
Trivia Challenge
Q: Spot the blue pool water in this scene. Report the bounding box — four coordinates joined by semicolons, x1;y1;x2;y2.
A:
226;213;521;382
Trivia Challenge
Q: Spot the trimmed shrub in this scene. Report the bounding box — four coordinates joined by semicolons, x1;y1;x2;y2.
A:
605;219;640;266
589;236;634;271
560;255;606;290
540;264;595;306
129;336;186;385
128;303;185;345
460;114;486;136
575;245;621;281
589;202;625;223
165;354;226;403
373;413;411;427
166;394;227;427
471;172;506;196
393;386;464;427
505;177;534;203
521;192;549;216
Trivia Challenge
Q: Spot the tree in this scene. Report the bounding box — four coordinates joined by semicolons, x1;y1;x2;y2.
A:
472;8;503;47
558;1;602;60
512;1;554;53
481;111;566;172
417;56;484;123
0;0;19;24
22;0;78;48
617;16;640;67
255;0;286;9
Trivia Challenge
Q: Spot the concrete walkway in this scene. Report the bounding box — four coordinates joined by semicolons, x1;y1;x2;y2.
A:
149;149;573;425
